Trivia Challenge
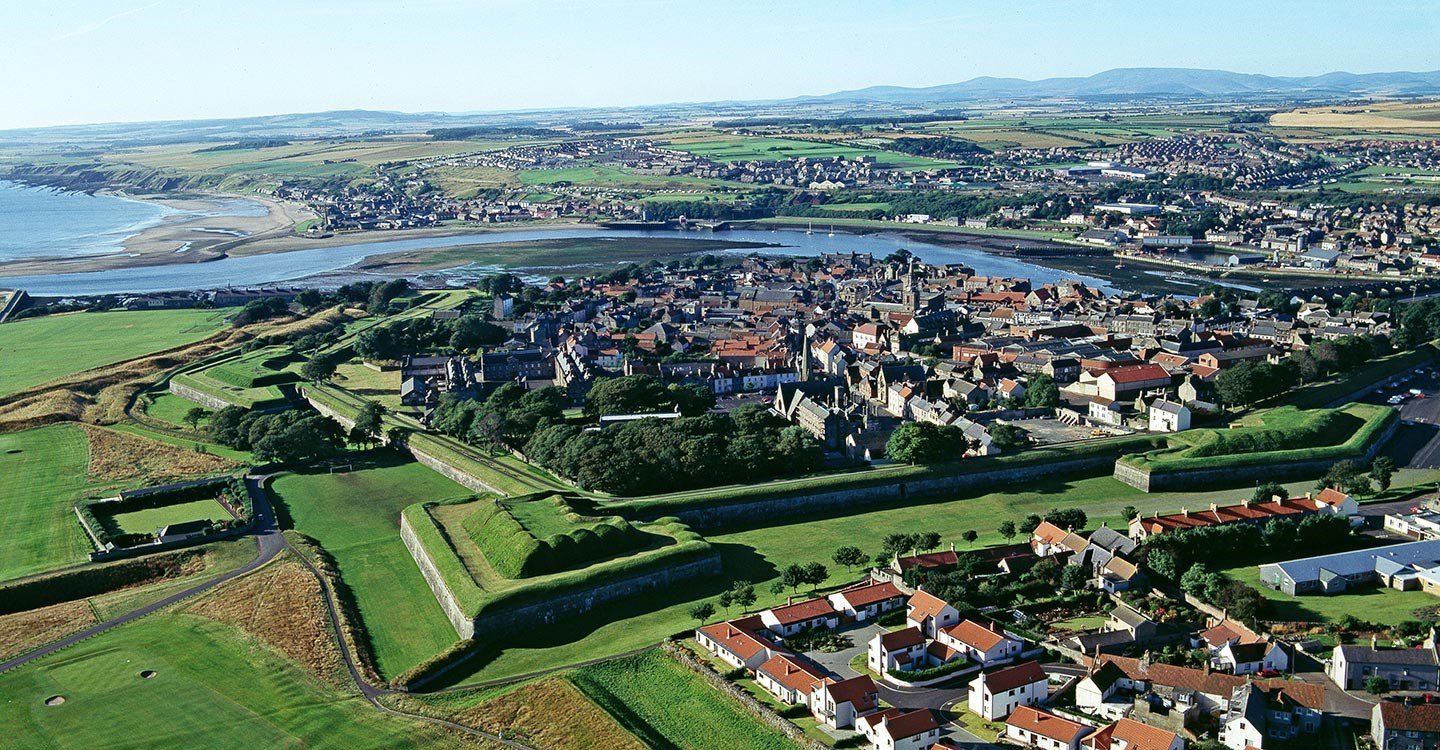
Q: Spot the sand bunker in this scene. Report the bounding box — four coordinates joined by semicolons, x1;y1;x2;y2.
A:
44;695;65;706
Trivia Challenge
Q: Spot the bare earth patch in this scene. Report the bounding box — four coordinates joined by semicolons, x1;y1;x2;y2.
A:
454;679;645;750
0;600;97;661
182;554;347;687
83;425;236;483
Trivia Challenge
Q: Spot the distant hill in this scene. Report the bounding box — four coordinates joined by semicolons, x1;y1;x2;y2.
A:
799;67;1440;104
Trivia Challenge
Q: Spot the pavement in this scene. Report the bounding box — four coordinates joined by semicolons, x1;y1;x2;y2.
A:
1361;365;1440;469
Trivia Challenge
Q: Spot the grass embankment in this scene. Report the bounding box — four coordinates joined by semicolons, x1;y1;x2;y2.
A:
267;454;470;678
1284;343;1439;409
1118;403;1395;473
170;345;298;410
569;649;801;750
0;596;486;749
0;309;229;399
0;426;94;582
461;494;654;578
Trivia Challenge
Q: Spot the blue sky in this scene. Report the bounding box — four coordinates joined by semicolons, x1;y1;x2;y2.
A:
1;0;1436;129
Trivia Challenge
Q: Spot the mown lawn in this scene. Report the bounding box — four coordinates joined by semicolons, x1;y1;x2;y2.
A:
138;392;211;430
1224;563;1439;626
570;649;800;750
102;498;231;537
0;309;229;397
0;426;94;582
268;454;471;678
0;614;477;750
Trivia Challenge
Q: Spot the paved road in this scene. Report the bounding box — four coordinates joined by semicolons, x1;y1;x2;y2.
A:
1363;365;1440;469
0;474;287;675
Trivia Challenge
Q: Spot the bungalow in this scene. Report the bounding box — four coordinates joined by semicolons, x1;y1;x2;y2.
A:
939;619;1025;667
811;674;880;729
890;550;960;576
1130;490;1354;540
907;590;960;639
1005;706;1093;750
857;708;941;750
755;653;825;706
870;627;927;673
761;598;840;637
1081;718;1183;750
969;660;1048;720
829;580;907;622
695;615;777;671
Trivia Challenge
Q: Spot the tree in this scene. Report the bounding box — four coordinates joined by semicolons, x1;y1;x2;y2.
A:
354;401;387;447
1252;481;1288;504
183;407;209;432
1365;676;1391;695
730;581;757;613
688;601;716;626
1180;563;1213;596
1019;514;1043;534
769;581;786;596
987;423;1028;453
717;591;733;617
1045;508;1088;531
1147;548;1179;580
833;546;869;573
1121;505;1139;521
781;563;806;593
300;354;337;383
998;520;1018;542
886;422;969;464
1023;374;1059;409
802;562;829;592
1318;459;1372;496
1371;455;1396;493
882;533;912;560
1059;563;1089;591
916;532;942;553
961;530;979;547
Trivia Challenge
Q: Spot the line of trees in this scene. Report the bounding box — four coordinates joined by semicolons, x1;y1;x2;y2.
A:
207;406;346;463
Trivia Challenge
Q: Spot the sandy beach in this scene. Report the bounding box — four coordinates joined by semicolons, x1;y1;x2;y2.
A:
0;192;316;276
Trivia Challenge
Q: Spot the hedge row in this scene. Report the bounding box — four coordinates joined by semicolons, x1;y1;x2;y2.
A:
888;656;972;683
0;548;206;615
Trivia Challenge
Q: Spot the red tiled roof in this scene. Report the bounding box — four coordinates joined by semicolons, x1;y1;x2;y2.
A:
816;674;878;711
1006;706;1090;743
943;619;1008;652
895;550;959;573
1031;521;1070;545
981;660;1047;694
1102;363;1171;385
907;590;953;622
766;598;836;626
1083;718;1179;750
1378;701;1440;733
756;653;824;694
879;627;925;652
1136;496;1327;535
696;616;774;661
1096;655;1244;698
879;708;939;740
835;580;905;608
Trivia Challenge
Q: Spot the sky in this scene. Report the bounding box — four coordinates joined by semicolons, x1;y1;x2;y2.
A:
1;0;1437;130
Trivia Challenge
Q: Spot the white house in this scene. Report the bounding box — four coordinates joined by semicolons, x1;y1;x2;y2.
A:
694;616;777;671
906;590;960;638
810;675;879;729
755;653;825;706
1147;399;1191;432
1215;640;1289;675
857;708;941;750
870;627;927;673
761;598;839;637
939;619;1025;667
968;660;1048;720
1005;706;1093;750
1081;718;1184;750
828;580;906;622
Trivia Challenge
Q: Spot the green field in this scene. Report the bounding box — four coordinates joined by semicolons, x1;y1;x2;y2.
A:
1224;564;1438;626
172;346;298;410
0;614;476;750
268;455;471;677
0;309;229;397
432;473;1325;686
0;426;94;582
101;498;231;537
570;649;799;750
665;134;952;170
138;392;212;430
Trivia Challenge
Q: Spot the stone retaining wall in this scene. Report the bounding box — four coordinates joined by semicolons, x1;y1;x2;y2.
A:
399;510;476;638
306;393;357;431
643;454;1118;529
408;443;506;496
168;380;237;412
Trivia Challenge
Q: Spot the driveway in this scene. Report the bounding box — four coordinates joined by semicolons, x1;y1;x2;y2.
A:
802;622;997;747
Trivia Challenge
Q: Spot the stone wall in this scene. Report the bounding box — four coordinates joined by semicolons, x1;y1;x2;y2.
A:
402;508;722;640
1114;416;1398;493
408;442;506;496
399;510;476;638
643;453;1119;529
306;393;357;431
168;380;237;412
